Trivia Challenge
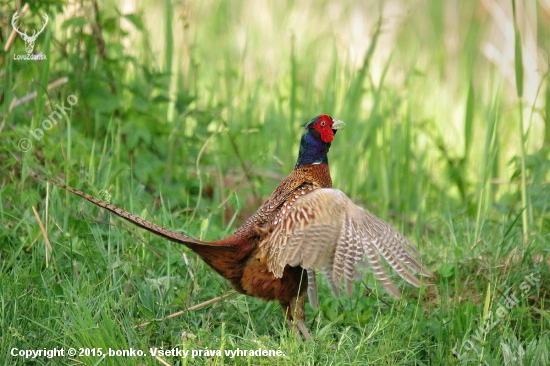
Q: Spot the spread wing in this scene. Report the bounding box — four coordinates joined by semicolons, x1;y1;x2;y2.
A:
259;188;432;306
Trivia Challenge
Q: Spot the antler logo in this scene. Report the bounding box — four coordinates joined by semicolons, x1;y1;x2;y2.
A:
11;11;49;54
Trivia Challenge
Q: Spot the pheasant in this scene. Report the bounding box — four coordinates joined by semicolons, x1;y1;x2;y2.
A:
41;114;432;339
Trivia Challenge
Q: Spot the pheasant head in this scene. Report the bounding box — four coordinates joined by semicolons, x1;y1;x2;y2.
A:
295;114;345;167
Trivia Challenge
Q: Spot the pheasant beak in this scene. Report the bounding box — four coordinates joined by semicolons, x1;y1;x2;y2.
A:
331;119;345;130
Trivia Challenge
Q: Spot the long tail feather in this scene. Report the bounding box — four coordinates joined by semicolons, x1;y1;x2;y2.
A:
34;174;234;250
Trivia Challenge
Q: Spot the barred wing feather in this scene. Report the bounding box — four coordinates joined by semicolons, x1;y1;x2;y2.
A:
260;188;431;307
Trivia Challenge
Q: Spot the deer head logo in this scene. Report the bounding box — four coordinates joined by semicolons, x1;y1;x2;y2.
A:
11;11;49;54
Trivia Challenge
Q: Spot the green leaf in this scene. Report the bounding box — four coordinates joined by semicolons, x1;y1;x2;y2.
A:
61;16;87;30
437;263;455;278
123;14;144;31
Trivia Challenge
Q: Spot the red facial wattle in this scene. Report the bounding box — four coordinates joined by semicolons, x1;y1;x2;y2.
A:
312;114;334;143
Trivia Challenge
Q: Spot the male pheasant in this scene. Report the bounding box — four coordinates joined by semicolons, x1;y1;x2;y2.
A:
43;114;432;339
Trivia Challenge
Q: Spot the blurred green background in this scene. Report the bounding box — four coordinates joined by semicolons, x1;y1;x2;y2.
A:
1;0;549;365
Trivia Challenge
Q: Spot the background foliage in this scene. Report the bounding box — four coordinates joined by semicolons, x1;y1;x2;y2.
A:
1;0;549;364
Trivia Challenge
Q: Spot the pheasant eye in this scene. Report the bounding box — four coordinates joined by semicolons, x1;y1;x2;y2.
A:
320;121;326;127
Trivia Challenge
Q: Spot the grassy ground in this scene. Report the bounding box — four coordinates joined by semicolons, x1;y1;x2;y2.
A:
1;0;549;365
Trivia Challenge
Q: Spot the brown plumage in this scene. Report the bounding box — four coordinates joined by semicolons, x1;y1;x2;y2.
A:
41;114;431;339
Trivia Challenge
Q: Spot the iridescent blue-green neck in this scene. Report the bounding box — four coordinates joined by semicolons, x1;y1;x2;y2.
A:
295;131;330;168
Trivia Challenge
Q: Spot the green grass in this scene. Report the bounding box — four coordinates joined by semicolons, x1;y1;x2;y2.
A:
1;0;549;365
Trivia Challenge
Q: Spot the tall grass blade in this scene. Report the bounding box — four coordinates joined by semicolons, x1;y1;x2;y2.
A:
346;15;382;113
464;81;475;159
545;77;550;150
511;0;523;99
511;0;530;238
290;34;297;124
